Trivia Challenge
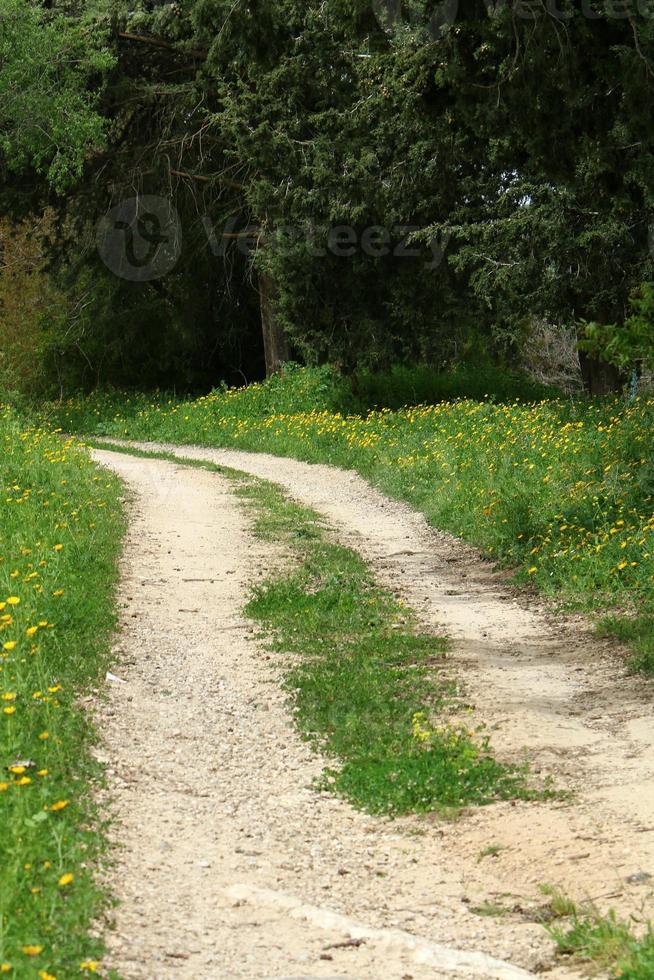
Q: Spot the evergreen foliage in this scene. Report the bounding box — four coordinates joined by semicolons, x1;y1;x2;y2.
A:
2;1;654;389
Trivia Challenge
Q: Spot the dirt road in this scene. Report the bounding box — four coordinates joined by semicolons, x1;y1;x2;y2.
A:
92;445;654;979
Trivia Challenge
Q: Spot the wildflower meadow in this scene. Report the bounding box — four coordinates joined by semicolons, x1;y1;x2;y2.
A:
0;407;123;977
47;367;654;669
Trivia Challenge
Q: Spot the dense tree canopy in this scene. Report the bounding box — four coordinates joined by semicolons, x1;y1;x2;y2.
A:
0;0;112;192
1;0;654;392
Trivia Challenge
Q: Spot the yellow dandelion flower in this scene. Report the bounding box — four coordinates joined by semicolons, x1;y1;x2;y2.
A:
21;946;43;957
3;706;16;715
3;642;16;651
6;597;20;606
49;799;69;812
58;873;73;887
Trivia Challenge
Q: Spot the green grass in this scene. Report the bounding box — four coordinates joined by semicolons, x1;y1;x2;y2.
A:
598;614;654;673
477;843;508;862
354;362;558;408
45;364;654;672
548;905;654;978
0;407;125;977
240;479;532;815
89;441;537;816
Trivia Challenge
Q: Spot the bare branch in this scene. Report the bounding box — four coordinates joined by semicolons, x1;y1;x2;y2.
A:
117;32;207;61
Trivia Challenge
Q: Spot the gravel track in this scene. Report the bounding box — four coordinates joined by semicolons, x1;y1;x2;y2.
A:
91;444;654;979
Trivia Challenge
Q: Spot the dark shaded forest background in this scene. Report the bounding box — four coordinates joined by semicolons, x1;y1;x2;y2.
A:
1;0;654;399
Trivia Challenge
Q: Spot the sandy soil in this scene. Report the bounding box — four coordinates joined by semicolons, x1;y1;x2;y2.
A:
91;444;654;979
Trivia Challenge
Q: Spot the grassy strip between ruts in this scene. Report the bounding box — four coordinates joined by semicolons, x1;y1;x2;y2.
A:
90;440;537;817
0;410;125;979
44;366;654;672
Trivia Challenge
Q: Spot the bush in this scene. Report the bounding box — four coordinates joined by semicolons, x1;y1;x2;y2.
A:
354;363;560;409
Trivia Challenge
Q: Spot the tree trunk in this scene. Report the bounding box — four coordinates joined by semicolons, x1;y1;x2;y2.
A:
579;351;624;395
259;272;289;376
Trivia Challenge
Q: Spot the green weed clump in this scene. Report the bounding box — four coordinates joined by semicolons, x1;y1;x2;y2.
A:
549;906;654;979
0;406;124;977
46;366;654;671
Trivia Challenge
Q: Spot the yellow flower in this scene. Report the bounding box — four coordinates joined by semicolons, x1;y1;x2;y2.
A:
49;799;69;812
38;731;49;740
6;597;20;606
21;946;43;957
26;627;38;638
0;782;9;791
54;544;63;552
2;642;16;651
527;567;538;574
38;971;56;980
80;961;98;972
58;873;73;887
3;706;16;715
0;964;11;973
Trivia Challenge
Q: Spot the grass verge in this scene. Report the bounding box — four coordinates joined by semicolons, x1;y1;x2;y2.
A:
597;614;654;674
547;900;654;978
44;365;654;672
0;409;125;978
88;441;537;816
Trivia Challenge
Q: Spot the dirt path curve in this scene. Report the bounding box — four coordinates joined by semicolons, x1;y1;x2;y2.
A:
92;449;544;980
92;444;654;979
